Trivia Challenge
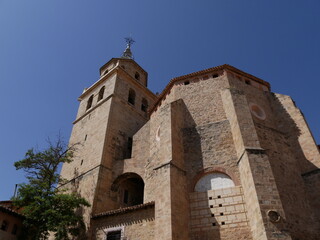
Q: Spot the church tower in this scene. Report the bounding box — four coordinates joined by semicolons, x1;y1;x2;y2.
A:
59;39;157;236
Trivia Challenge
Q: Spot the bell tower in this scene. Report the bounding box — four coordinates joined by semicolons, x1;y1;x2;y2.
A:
59;39;157;235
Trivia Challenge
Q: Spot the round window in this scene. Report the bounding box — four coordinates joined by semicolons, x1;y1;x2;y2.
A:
267;210;281;223
249;103;266;120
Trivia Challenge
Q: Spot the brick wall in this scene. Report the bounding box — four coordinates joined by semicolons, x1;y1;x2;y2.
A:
190;186;252;240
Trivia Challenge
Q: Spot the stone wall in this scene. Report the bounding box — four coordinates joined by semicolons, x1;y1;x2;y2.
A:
302;170;320;233
60;75;116;179
59;74;117;232
183;121;240;191
274;94;320;171
144;101;189;240
221;87;292;240
76;73;117;120
225;73;320;239
93;70;156;215
115;60;148;87
153;72;228;127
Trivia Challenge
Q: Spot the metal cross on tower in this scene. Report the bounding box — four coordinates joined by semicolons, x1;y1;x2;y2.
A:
122;37;135;59
125;37;135;48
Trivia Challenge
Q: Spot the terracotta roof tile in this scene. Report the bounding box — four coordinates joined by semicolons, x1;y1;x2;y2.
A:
92;201;155;219
0;204;24;218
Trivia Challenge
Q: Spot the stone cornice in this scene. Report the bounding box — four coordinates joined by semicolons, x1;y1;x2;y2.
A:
78;65;156;102
99;58;148;76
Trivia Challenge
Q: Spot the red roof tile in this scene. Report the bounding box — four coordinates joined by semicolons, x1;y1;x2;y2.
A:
92;201;155;219
0;203;24;218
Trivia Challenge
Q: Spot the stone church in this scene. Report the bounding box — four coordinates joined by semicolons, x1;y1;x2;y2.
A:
60;42;320;240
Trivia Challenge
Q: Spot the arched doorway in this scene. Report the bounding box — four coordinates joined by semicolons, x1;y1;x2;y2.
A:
111;173;144;207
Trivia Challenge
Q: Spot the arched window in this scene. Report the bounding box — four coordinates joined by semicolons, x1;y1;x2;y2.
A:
128;89;136;105
98;86;105;102
141;98;148;112
135;72;140;80
86;95;93;110
194;173;235;192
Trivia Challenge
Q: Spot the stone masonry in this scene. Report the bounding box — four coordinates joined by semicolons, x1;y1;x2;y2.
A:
60;50;320;240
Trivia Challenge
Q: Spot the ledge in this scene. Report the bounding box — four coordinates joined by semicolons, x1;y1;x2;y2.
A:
92;201;155;219
237;147;266;165
153;161;186;173
73;94;113;124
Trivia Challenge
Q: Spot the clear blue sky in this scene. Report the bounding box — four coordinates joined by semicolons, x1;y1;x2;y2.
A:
1;0;319;200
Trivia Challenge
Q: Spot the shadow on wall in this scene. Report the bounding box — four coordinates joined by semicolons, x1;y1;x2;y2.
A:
180;101;222;240
182;100;240;192
255;92;320;240
181;103;203;191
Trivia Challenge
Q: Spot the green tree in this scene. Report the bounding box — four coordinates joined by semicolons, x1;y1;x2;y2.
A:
13;137;90;240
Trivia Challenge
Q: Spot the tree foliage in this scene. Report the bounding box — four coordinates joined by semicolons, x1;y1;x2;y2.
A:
14;137;90;240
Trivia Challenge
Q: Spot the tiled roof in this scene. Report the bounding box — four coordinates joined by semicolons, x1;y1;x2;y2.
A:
0;203;24;218
149;64;270;114
92;201;155;219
